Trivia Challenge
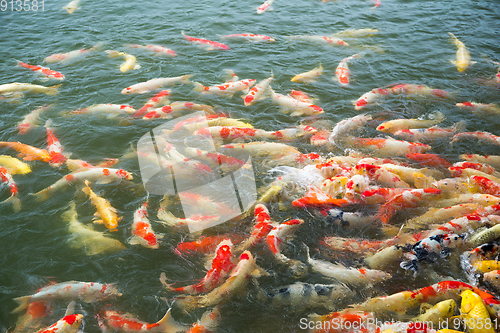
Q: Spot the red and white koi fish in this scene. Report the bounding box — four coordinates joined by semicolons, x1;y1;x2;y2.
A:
63;0;80;13
183;147;244;173
361;187;411;205
306;246;392;286
11;299;54;333
142;102;214;119
37;314;83;333
449;32;475;72
457;101;500;116
44;120;67;168
65;158;118;172
220;141;301;158
235;204;274;253
452;131;500;146
377;188;442;223
128;202;161;249
193;79;256;97
71;104;136;117
291;63;324;83
186;307;221;333
0;141;51;162
335;53;363;86
45;42;103;64
287;35;348;46
377;111;445;133
269;88;323;116
222;33;275;42
12;281;121;313
470;175;500;196
329;114;372;145
243;74;273;106
0;82;61;97
289;90;314;103
121;75;193;94
0;166;21;212
354;83;451;110
124;43;177;57
162;239;236;295
16;61;65;81
406;153;452;168
18;104;52;134
405;203;480;232
105;50;141;72
32;168;133;202
355;163;410;188
450;161;498;176
102;309;187;333
393;122;465;141
266;218;303;264
400;234;465;274
132;90;171;118
348;136;432;156
427;213;496;238
256;0;274;14
461;154;500;170
181;31;230;51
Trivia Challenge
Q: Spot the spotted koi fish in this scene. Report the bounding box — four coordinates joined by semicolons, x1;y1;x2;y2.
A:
132;90;171;118
16;61;65;81
44;120;67;167
349;136;432;156
452;131;500;146
256;0;274;14
102;308;186;333
181;31;230;51
193;79;256;96
124;43;177;57
269;88;323;116
128;202;161;249
0;166;21;212
222;33;275;42
335;53;363;86
37;314;83;333
142;102;214;119
243;74;273;106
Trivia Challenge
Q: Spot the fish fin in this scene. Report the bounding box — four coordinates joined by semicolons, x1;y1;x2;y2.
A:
91;42;105;51
134;64;141;70
193;82;205;92
1;195;21;212
156;308;188;331
93;219;104;225
127;235;143;246
105;50;121;58
31;188;52;202
95;178;113;184
46;84;62;96
11;296;30;313
290;111;302;117
64;301;76;316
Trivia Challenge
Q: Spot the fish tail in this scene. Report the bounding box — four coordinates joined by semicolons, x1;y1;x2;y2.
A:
429;110;446;123
192;82;205;92
2;195;21;212
91;42;105;51
105;50;121;58
451;120;467;133
156;209;179;226
11;296;30;313
32;188;52;202
181;74;193;84
46;84;62;96
172;296;198;315
400;259;419;273
82;180;91;196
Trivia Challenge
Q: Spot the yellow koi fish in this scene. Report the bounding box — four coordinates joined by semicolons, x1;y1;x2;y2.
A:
449;32;475;72
291;62;324;83
105;50;141;72
458;290;494;333
82;180;121;232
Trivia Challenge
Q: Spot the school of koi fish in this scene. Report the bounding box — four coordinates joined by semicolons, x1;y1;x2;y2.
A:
1;0;500;332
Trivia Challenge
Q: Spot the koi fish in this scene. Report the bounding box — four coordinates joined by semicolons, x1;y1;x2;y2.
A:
404;203;480;232
458;290;495;333
0;141;50;162
0;166;21;212
452;131;500;146
306;246;392;286
393;122;465;141
243;74;273;106
266;219;304;264
335;53;363;86
162;239;236;295
45;42;103;64
289;90;314;103
461;154;500;170
400;234;465;273
291;62;324;83
142;102;214;119
102;309;187;333
132;90;171;118
82;180;121;232
0;83;61;96
449;32;475;72
222;33;275;42
105;50;141;72
355;164;410;188
186;307;220;333
457;101;500;116
472;260;500;274
220;141;301;158
44;120;67;167
376;111;445;133
65;158;119;172
68;104;136;117
0;155;31;175
128;202;161;249
329;114;372;145
181;31;230;51
124;43;176;57
63;0;80;13
12;279;121;313
256;0;274;14
287;35;348;46
267;282;354;310
324;208;379;230
121;75;193;94
307;309;375;333
174;234;244;256
63;201;126;256
18;105;52;134
333;28;379;38
378;163;438;188
16;61;65;81
32;168;133;202
269;88;323;116
348;136;432;156
157;210;220;230
235;204;274;254
37;314;83;333
406;153;453;168
193;79;256;97
483;270;500;290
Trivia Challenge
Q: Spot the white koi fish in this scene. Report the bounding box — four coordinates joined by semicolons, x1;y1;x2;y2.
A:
269;88;323;116
45;42;103;64
63;0;80;14
0;83;61;97
142;102;214;119
12;278;121;313
16;61;65;81
256;0;274;14
449;32;474;72
181;31;230;51
193;79;256;97
222;33;275;42
335;53;363;86
287;35;348;46
121;75;193;94
457;101;500;116
18;104;52;134
64;201;126;256
220;141;301;158
329;113;372;145
105;50;141;72
32;167;133;201
124;43;176;57
243;74;273;106
71;103;136;117
102;309;186;333
128;202;161;249
291;62;323;83
333;28;379;38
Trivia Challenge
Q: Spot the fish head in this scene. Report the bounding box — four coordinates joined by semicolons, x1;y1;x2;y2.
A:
62;314;84;329
459;290;483;314
121;87;134;94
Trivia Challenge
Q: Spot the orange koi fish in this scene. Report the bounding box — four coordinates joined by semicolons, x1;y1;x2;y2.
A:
82;180;121;232
0;141;50;162
181;31;230;51
406;153;452;168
